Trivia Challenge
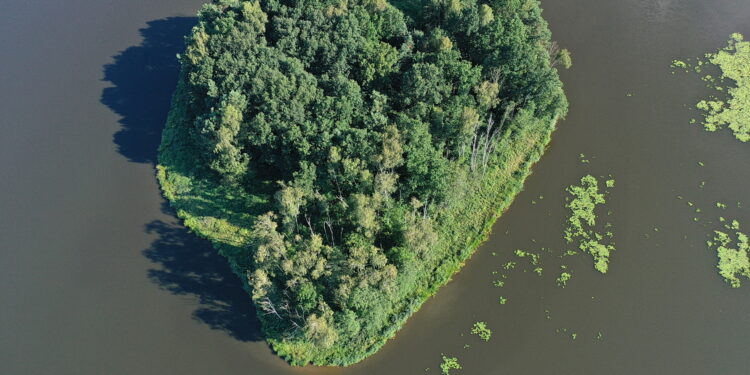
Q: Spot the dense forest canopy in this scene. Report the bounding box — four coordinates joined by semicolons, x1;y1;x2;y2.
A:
158;0;567;365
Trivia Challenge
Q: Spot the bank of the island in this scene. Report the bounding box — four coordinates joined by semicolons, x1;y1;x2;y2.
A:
157;0;567;366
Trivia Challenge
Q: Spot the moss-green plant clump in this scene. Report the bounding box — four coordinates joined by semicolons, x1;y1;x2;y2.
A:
556;271;572;287
564;175;614;273
440;355;462;375
673;33;750;142
708;219;750;287
470;321;492;341
157;0;566;366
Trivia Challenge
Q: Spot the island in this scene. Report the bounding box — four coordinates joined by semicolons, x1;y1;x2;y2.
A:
157;0;567;366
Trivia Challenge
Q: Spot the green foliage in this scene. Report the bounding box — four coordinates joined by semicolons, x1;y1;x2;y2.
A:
157;0;566;366
564;175;614;273
440;355;462;375
559;49;573;69
470;321;492;341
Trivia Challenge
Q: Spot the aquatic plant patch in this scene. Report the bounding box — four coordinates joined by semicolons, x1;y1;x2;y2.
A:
470;321;492;341
707;219;750;287
672;33;750;142
440;355;461;375
564;175;615;273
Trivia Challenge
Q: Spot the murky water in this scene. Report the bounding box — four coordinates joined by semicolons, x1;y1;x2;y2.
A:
1;0;749;374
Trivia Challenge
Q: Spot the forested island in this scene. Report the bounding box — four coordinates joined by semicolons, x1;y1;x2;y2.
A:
157;0;567;366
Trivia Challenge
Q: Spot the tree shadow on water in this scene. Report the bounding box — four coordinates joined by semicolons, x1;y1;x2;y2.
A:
101;18;262;342
101;17;194;164
143;220;262;342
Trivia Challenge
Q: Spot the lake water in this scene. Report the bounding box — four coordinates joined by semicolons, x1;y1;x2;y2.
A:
1;0;749;374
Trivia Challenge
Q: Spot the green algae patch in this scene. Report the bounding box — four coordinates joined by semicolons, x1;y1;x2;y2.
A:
470;322;492;341
674;33;750;142
440;355;461;375
708;219;750;287
514;249;540;265
556;271;572;287
564;175;615;273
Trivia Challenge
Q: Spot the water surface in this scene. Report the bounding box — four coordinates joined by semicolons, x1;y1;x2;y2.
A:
1;0;749;374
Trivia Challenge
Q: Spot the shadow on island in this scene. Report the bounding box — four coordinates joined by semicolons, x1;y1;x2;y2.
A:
101;17;262;342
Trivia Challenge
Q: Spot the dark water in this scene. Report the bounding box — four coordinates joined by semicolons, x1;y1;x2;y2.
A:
1;0;749;374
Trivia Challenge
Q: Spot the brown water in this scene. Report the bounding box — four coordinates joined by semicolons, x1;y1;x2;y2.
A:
1;0;749;374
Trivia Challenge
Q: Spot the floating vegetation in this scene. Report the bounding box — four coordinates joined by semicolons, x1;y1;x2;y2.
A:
533;267;543;276
471;322;492;341
671;59;689;70
596;331;603;340
673;33;750;142
698;161;705;166
440;356;461;375
514;249;540;265
571;333;577;340
707;219;750;287
503;261;517;270
605;179;615;188
556;272;572;287
498;296;507;304
493;280;505;287
717;202;727;209
729;220;740;230
564;175;615;273
579;153;590;164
